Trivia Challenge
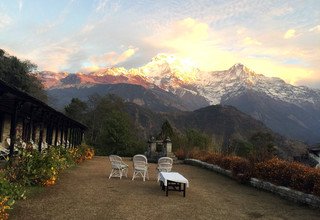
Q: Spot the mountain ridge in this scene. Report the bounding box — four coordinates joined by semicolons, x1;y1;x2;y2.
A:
37;54;320;144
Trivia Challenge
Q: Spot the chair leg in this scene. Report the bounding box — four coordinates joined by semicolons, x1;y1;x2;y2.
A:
109;169;114;179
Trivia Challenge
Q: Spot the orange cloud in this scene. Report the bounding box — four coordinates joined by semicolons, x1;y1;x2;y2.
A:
91;47;138;66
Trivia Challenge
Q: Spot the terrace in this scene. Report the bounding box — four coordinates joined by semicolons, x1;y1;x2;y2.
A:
10;157;320;219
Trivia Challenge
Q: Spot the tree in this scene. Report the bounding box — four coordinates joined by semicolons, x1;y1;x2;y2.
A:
231;139;254;157
0;49;47;102
185;129;211;150
64;98;88;122
249;132;275;162
65;94;145;156
158;120;174;140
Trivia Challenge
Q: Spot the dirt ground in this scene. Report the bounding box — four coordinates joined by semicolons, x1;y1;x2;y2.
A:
10;156;320;220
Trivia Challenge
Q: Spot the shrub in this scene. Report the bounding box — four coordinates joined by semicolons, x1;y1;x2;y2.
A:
0;196;10;220
1;144;94;218
174;148;186;160
4;145;94;187
219;156;236;170
172;149;320;196
0;172;26;220
313;179;320;196
204;153;224;166
229;157;252;183
255;158;320;194
290;166;320;194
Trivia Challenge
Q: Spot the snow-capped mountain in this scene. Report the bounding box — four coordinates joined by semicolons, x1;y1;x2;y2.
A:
37;54;320;144
197;63;320;107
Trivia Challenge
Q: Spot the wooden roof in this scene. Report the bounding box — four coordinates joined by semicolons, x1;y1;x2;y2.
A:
0;79;87;129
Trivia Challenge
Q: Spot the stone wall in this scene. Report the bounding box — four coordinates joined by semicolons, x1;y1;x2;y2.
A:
185;159;320;209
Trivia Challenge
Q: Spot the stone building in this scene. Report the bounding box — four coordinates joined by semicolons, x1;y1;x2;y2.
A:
0;79;86;156
146;136;176;162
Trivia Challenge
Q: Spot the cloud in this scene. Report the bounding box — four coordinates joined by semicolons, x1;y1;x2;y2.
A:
147;18;209;50
284;29;296;39
144;17;320;87
243;37;262;46
0;14;11;29
95;0;108;12
309;25;320;33
18;0;23;12
90;47;139;67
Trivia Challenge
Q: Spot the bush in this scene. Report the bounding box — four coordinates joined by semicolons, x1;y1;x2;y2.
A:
0;196;10;220
0;172;26;220
189;150;320;196
174;148;186;160
229;157;252;183
255;158;320;194
4;145;95;187
219;156;235;170
255;158;293;186
204;153;224;166
313;179;320;196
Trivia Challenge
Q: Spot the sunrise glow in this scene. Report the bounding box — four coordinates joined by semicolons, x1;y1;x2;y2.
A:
0;0;319;88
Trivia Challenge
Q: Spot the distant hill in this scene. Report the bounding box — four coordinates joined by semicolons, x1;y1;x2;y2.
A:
48;83;209;111
124;103;308;160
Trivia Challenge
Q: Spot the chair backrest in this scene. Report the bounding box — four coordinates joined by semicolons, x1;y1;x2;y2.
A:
21;142;27;149
5;137;10;147
109;155;124;168
0;145;9;153
158;157;173;172
133;154;148;169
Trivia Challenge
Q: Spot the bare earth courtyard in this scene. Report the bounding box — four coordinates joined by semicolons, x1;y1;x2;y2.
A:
11;156;320;220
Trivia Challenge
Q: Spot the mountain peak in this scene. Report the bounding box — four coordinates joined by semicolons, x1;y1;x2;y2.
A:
229;63;256;78
232;63;245;69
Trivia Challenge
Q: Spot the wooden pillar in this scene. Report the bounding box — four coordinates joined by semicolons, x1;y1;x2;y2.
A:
9;101;19;156
77;129;80;145
38;110;46;152
81;130;84;144
64;125;68;148
26;106;34;142
54;120;59;146
31;122;36;142
38;122;44;152
45;114;52;146
60;123;64;146
71;128;75;147
68;127;72;148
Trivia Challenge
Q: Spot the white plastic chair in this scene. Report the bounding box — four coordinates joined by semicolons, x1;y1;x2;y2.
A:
41;141;48;152
157;157;173;181
316;163;320;169
132;154;149;181
30;140;38;150
0;145;9;159
5;137;19;153
109;155;129;179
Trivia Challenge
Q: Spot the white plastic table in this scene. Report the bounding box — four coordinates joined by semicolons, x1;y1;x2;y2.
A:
159;172;189;197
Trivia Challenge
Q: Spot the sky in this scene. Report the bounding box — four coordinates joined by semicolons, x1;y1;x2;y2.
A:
0;0;320;88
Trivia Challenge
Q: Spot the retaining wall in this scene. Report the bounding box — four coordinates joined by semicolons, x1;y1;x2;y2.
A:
185;158;320;209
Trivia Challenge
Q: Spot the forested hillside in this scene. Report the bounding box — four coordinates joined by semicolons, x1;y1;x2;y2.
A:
0;49;47;102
